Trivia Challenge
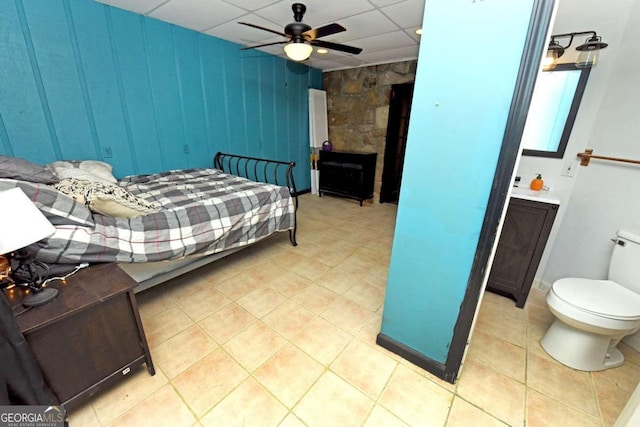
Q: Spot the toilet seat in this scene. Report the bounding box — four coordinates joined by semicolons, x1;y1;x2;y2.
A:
552;278;640;320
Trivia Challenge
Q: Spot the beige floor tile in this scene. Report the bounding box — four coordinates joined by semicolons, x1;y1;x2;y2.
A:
378;364;453;427
236;286;287;318
344;280;386;311
214;273;261;300
446;397;508;426
363;404;408;427
322;296;375;335
292;317;352;366
592;361;640;425
152;325;217;378
293;371;374;427
109;385;195;427
254;344;325;408
316;269;362;295
526;352;599;417
244;258;291;283
526;389;601;427
290;283;339;314
223;321;286;372
278;413;307;427
198;303;256;344
287;254;332;281
466;329;526;382
91;367;168;425
262;299;316;339
137;286;177;320
66;400;99;427
200;378;287;427
398;358;456;392
357;313;384;344
144;305;195;348
331;339;397;399
265;270;311;297
172;286;232;322
172;348;248;417
456;360;525;426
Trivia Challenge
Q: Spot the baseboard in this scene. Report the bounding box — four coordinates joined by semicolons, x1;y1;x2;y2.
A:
376;333;456;384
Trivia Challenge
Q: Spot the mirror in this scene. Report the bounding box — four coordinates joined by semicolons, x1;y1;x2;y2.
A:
522;64;591;158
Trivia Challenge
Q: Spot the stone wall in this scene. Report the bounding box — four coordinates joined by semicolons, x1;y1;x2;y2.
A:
322;60;417;201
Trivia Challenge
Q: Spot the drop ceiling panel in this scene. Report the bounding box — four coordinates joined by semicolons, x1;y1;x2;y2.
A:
382;0;426;28
149;0;246;31
94;0;425;70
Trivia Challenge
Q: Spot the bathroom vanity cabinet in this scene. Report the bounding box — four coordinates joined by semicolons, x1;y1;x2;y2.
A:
487;197;558;308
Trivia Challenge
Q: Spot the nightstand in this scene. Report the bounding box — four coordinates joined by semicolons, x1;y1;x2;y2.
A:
3;263;155;410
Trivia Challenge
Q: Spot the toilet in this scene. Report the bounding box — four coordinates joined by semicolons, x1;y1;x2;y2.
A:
541;229;640;371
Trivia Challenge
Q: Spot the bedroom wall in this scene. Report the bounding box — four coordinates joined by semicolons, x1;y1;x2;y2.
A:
0;0;322;189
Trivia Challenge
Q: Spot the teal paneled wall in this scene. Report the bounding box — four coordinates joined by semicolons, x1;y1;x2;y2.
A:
0;0;322;188
380;0;535;363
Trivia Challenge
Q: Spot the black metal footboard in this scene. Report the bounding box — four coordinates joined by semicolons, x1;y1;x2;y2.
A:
214;152;298;246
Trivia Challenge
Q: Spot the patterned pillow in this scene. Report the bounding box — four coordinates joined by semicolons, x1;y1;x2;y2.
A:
54;179;160;218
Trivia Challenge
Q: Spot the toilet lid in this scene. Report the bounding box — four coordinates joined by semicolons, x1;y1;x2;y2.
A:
552;278;640;319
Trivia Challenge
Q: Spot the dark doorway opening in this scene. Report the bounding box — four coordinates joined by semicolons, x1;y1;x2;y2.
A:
380;82;414;204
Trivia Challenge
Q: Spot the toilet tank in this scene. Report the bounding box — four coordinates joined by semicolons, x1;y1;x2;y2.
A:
609;229;640;293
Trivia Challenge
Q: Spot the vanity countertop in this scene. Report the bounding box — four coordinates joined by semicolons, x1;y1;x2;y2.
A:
510;186;561;205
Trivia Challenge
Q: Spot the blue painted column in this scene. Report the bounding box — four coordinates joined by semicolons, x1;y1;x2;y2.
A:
380;0;538;366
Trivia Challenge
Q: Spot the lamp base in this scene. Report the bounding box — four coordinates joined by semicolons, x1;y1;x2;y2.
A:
23;287;59;307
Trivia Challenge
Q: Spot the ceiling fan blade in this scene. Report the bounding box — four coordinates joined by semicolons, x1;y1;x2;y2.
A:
311;40;362;55
303;23;346;41
240;41;288;50
238;22;288;38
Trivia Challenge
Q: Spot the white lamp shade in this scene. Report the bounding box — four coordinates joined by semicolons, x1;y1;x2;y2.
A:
284;42;313;61
0;187;55;254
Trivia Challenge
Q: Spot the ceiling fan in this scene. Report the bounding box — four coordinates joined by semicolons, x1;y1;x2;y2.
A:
239;3;363;61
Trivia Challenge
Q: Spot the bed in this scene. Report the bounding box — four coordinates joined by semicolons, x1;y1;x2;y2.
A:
0;152;298;292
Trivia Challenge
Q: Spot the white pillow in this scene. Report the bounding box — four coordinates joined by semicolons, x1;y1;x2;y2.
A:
48;160;117;185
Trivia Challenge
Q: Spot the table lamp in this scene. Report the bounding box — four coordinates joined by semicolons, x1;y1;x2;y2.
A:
0;187;57;307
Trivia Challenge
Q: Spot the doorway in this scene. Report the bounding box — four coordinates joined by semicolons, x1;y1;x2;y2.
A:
380;82;414;204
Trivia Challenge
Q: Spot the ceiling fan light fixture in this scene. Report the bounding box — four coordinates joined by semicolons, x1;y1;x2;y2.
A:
284;39;313;61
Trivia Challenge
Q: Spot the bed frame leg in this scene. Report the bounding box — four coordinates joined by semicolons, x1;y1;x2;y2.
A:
289;228;298;246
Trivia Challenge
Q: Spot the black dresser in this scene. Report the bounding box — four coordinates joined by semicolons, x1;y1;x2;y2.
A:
318;151;377;206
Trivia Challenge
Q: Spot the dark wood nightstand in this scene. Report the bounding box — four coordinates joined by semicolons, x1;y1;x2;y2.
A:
3;263;155;410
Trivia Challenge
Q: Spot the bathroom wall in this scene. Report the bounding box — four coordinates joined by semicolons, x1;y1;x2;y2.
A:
515;0;638;286
0;0;322;189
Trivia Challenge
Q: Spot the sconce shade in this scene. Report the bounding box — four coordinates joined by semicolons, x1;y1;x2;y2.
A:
284;39;313;61
0;188;55;255
543;40;565;71
575;36;608;69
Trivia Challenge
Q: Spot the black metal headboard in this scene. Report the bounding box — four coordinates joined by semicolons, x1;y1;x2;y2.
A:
213;152;298;246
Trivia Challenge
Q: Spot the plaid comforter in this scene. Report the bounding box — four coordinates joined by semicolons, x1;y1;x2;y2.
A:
0;168;294;264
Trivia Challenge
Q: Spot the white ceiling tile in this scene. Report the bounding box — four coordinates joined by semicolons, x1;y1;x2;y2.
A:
149;0;246;31
357;44;419;64
382;0;425;28
95;0;166;14
207;14;285;44
369;0;405;7
333;10;399;42
350;30;416;54
255;0;375;28
221;0;281;11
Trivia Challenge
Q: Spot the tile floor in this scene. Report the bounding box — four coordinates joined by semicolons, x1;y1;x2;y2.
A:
68;194;640;426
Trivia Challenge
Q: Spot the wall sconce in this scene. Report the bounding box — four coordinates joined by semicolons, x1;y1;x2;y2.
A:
543;31;608;71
